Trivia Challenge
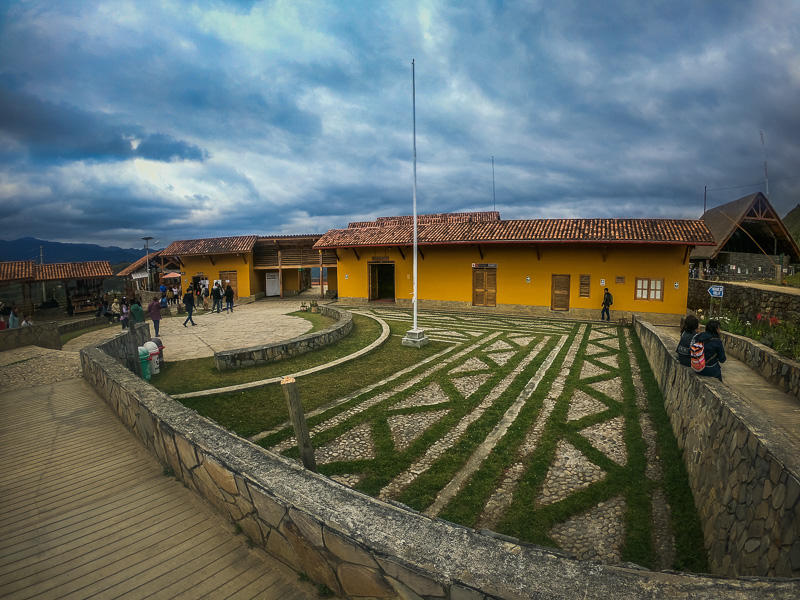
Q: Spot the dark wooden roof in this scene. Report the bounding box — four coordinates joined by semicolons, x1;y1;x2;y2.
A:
692;192;800;261
162;236;259;256
314;212;716;249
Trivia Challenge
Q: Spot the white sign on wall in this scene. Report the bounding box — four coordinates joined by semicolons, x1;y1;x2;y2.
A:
600;279;606;286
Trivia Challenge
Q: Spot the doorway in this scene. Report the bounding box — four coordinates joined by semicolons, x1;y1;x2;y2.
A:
551;274;570;311
219;271;238;299
472;266;497;307
368;263;395;301
265;272;280;297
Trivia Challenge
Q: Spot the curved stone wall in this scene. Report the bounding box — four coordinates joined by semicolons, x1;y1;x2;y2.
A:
634;318;800;579
214;305;353;371
79;337;800;598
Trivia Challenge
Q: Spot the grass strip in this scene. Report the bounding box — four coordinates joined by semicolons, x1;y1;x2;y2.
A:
59;323;116;346
152;313;377;395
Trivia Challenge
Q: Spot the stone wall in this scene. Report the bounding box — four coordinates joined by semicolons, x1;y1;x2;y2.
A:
0;322;61;351
93;323;152;374
214;305;353;371
57;315;109;336
78;332;800;598
634;318;800;578
688;278;800;323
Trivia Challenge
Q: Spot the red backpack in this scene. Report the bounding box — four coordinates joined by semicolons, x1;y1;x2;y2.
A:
690;335;706;372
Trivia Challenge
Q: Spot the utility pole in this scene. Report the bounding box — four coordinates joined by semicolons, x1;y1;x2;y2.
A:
142;236;154;291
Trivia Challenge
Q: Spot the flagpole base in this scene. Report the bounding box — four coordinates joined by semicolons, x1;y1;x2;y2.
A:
402;328;429;348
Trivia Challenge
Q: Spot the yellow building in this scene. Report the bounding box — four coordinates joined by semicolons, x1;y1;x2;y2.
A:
314;211;716;323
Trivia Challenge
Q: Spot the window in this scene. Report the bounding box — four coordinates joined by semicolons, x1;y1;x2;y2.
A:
579;274;590;297
635;277;664;301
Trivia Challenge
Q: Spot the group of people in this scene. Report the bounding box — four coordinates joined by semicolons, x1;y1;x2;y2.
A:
676;315;727;381
180;282;235;327
0;303;33;329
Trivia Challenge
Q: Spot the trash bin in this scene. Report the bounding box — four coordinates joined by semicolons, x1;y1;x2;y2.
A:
144;341;160;375
151;337;164;369
138;346;151;381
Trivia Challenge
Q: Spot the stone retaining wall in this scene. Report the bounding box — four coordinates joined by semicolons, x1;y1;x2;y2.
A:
57;315;109;336
78;333;800;598
93;323;152;374
0;322;61;351
688;278;800;323
634;318;800;578
214;305;352;371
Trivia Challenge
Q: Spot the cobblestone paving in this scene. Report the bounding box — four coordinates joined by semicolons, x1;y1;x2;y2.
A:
263;308;679;568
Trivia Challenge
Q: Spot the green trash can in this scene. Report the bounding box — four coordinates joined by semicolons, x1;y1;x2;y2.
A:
138;346;151;381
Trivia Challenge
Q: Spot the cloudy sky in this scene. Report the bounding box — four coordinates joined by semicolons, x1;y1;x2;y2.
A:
2;1;800;248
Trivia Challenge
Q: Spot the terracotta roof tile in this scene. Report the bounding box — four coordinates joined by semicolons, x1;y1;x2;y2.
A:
315;214;716;249
162;235;259;256
0;260;35;282
35;262;113;281
116;250;165;277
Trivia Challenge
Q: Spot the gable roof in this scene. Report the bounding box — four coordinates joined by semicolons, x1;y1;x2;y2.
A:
314;212;715;249
692;192;800;261
0;260;35;282
0;260;113;283
162;235;259;256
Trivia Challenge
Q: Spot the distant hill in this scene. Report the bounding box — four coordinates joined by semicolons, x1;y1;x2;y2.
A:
783;205;800;247
0;237;152;266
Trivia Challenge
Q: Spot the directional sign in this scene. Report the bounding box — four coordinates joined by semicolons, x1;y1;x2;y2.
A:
708;285;724;298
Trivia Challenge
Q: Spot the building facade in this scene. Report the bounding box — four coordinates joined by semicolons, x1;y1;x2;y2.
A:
314;212;716;323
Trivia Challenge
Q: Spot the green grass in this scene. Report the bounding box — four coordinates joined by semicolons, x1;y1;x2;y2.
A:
151;313;379;395
171;319;447;437
59;323;117;346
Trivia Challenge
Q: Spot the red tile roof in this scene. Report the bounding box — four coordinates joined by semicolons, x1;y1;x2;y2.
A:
35;262;113;280
314;213;716;249
162;236;259;256
0;260;35;282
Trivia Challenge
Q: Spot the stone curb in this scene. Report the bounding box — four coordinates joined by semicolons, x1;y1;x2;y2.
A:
172;311;390;400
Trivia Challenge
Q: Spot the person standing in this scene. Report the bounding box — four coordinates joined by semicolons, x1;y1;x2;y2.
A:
224;284;234;313
211;282;222;313
601;288;613;321
130;298;145;325
7;304;19;329
183;286;196;326
148;297;162;336
120;299;130;330
159;282;167;295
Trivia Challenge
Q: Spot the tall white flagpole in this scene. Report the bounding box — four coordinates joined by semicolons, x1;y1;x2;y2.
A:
403;59;428;348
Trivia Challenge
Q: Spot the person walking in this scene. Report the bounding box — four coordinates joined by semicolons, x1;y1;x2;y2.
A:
211;282;222;313
183;286;196;326
601;287;613;321
130;298;144;325
224;284;234;313
148;296;162;336
692;319;727;381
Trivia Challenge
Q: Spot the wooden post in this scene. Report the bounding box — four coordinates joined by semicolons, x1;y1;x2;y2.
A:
319;250;324;299
281;377;317;472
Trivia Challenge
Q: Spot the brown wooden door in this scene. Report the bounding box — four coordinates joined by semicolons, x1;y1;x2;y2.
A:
219;271;238;299
551;274;570;311
472;267;497;307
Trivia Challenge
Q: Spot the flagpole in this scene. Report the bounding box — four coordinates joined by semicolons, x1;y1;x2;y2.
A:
403;59;428;348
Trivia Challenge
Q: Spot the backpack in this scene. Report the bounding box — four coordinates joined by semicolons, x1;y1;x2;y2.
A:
690;336;705;372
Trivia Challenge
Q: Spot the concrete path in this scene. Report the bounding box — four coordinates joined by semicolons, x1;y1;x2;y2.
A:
657;325;800;448
0;378;316;600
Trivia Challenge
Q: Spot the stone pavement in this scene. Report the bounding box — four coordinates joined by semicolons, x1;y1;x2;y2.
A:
0;378;317;600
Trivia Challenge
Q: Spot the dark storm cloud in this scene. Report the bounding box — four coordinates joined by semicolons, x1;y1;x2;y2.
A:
1;0;799;247
0;87;207;163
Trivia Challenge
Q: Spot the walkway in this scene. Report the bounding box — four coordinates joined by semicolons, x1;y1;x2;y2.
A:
657;325;800;448
0;378;316;600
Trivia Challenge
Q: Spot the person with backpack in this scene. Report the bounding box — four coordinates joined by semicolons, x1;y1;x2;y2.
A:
676;315;700;367
690;319;727;381
601;287;613;321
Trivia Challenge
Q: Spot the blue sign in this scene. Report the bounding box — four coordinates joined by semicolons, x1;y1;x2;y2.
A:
708;285;724;298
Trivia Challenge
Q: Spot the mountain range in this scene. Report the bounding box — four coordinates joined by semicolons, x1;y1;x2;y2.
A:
0;237;158;267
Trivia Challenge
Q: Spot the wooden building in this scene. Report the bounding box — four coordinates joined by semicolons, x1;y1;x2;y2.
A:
117;249;182;295
253;235;337;298
314;211;715;323
691;192;800;279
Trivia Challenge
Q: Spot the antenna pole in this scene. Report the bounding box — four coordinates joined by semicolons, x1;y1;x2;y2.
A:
703;185;707;213
761;131;770;199
402;59;428;348
492;156;496;211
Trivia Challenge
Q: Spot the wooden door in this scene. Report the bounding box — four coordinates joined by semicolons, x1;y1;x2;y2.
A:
472;267;497;307
219;271;239;299
551;274;570;311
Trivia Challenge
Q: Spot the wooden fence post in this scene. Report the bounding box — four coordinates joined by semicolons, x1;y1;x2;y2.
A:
281;377;318;472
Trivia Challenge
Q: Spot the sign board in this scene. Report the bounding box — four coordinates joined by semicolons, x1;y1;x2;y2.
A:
600;279;606;286
708;285;724;298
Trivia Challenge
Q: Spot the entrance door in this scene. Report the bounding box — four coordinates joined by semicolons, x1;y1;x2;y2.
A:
368;263;395;301
219;271;238;299
472;267;497;307
551;274;570;311
266;272;280;296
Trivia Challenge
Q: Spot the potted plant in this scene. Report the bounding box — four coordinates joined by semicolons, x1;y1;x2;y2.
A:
310;299;319;313
299;301;308;312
